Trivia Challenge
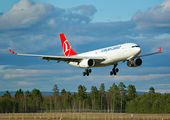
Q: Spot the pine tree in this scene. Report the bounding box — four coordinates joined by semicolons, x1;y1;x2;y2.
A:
109;83;119;112
15;89;24;112
52;84;59;96
118;82;126;113
149;87;155;94
99;83;105;110
78;85;87;112
52;84;59;110
31;89;43;111
127;85;137;100
90;86;98;112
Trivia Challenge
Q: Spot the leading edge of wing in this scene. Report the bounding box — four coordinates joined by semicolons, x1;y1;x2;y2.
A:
138;47;162;57
9;49;105;62
42;55;106;63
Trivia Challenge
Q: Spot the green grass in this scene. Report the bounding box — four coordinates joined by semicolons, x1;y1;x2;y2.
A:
0;113;170;120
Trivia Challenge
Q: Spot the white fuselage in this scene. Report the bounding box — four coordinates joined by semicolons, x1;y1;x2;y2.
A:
69;43;141;68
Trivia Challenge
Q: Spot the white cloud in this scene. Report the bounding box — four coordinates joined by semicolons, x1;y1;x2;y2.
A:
69;5;97;23
17;81;34;86
0;0;55;30
0;0;98;54
150;84;170;88
48;19;55;25
0;0;97;31
4;74;27;79
60;75;82;81
0;65;11;73
85;74;170;83
155;89;170;93
3;69;39;79
133;0;170;31
148;36;170;53
2;68;77;79
3;69;53;79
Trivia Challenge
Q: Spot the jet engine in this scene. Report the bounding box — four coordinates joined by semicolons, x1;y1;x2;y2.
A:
79;59;95;68
127;58;142;67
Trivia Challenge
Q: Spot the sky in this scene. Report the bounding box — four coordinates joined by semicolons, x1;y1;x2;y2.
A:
0;0;170;93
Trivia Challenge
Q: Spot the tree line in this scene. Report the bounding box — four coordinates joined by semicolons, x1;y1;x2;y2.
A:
0;82;170;113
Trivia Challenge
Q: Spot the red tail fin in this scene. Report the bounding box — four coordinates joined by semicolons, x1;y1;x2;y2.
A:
60;33;77;56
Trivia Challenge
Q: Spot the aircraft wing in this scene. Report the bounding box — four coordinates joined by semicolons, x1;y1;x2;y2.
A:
9;49;106;63
126;47;162;61
138;47;162;57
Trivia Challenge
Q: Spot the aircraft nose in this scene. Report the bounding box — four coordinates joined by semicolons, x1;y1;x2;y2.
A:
137;47;141;54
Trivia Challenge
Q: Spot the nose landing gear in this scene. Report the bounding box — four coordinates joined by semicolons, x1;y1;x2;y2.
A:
83;69;92;76
110;64;119;76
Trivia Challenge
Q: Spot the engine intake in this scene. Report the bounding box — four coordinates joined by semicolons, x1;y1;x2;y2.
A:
127;58;142;67
79;59;95;68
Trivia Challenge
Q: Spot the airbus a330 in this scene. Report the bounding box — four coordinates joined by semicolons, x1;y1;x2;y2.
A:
9;33;162;76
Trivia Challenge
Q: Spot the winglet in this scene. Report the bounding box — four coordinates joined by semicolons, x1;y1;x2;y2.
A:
158;47;161;52
9;49;16;54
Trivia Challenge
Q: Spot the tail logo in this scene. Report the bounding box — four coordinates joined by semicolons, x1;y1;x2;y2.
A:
60;33;77;56
63;40;71;56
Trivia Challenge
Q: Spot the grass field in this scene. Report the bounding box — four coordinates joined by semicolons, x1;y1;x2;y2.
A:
0;112;170;120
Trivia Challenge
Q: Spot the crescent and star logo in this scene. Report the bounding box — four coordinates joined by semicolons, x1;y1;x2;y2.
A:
63;40;71;56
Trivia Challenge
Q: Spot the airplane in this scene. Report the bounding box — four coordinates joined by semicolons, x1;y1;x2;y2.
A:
9;33;162;76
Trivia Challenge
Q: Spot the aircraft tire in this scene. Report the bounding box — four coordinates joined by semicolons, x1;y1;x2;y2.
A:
83;72;86;76
89;69;92;73
116;68;119;72
110;71;113;75
85;69;88;73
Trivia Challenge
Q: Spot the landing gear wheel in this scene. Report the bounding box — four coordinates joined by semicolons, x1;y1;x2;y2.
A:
85;69;88;73
116;68;119;72
83;68;92;76
110;71;113;76
83;72;86;76
110;64;119;76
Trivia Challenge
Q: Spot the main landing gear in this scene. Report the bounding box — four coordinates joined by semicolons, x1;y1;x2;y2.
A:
83;69;92;76
110;64;119;76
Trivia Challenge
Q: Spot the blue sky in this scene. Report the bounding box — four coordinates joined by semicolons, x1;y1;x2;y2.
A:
0;0;170;93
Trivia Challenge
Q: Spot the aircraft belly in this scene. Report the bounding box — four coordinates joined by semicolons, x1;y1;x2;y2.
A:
69;62;80;67
68;61;114;68
94;59;119;67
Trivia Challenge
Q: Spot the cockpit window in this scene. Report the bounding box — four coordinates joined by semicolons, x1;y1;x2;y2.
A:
132;45;140;48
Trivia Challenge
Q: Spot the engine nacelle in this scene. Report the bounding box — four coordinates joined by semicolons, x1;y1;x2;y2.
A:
79;59;95;68
127;58;142;67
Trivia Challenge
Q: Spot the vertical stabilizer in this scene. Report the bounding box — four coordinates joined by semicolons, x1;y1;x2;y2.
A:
60;33;77;56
